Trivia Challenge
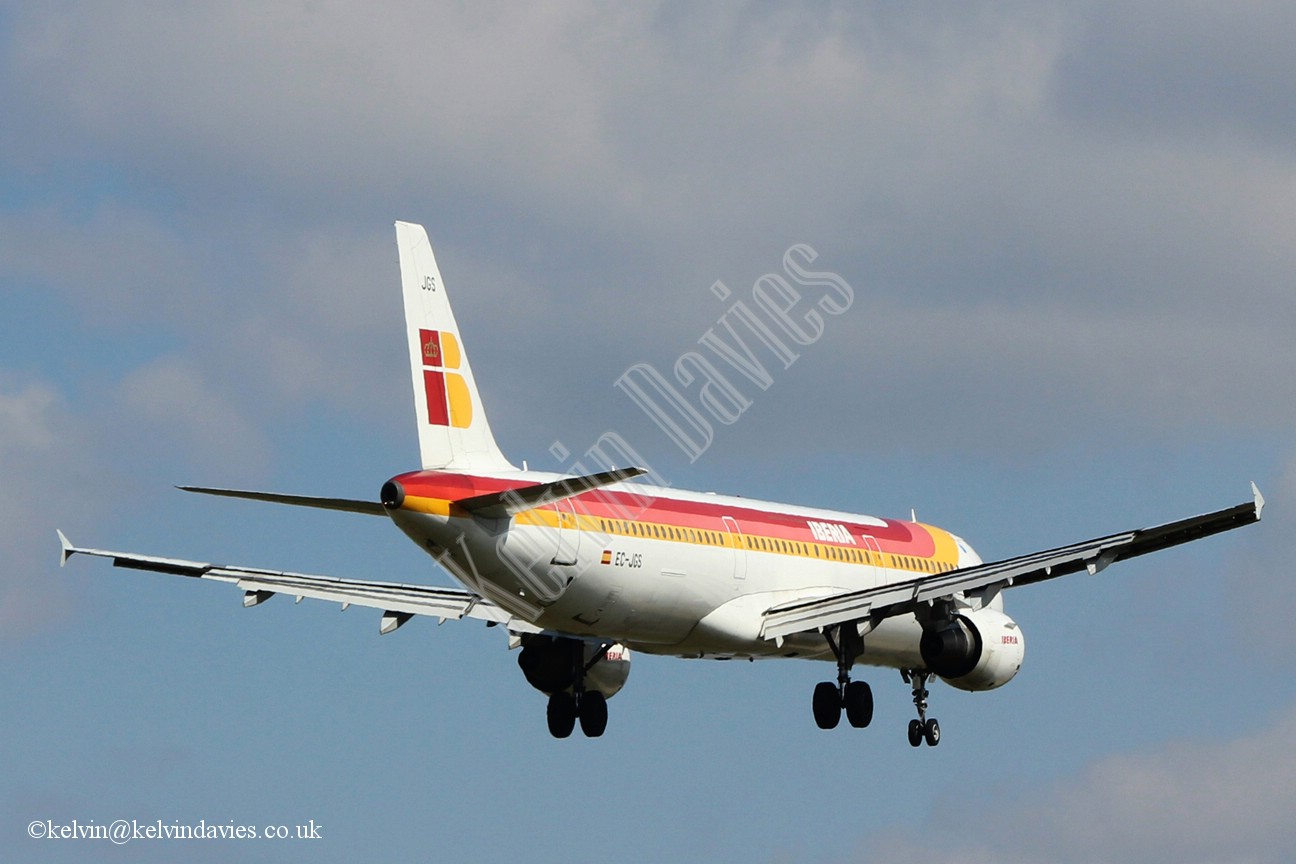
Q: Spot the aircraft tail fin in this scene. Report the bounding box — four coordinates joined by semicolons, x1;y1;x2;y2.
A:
395;222;516;472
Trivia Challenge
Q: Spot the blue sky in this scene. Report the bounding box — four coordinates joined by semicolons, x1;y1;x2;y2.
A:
3;3;1295;862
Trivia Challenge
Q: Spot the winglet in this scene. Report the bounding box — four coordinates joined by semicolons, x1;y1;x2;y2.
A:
56;529;75;567
1252;482;1265;520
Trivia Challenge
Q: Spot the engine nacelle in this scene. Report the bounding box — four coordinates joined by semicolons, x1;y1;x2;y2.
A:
920;607;1025;692
517;635;631;699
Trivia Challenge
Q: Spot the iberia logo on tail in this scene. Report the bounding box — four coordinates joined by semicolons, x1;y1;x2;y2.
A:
420;329;472;428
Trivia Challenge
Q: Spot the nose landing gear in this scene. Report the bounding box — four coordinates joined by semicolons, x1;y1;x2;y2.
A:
903;669;940;747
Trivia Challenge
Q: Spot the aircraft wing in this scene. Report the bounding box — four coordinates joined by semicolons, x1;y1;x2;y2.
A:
57;531;541;637
760;484;1265;642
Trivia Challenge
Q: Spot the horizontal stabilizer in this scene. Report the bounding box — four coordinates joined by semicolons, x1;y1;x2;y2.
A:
179;487;386;516
455;467;647;518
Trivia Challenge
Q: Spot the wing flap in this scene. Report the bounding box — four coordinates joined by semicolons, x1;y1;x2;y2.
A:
760;485;1264;641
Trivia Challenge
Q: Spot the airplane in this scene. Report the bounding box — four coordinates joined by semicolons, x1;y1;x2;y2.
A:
58;221;1265;745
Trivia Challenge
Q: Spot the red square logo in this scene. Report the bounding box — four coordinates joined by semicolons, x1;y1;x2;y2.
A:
423;370;449;425
420;330;442;368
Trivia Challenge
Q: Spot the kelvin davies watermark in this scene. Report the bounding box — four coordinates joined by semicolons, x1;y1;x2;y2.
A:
28;817;322;844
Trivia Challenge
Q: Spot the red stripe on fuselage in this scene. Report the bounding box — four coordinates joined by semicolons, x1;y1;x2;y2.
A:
391;470;935;556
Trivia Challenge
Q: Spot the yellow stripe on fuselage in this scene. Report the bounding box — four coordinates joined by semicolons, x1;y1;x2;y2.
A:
919;523;961;569
396;496;960;573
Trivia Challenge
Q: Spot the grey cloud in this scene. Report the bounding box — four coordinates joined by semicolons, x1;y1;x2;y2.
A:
0;205;218;330
1053;1;1296;152
1;3;1069;240
2;2;1292;465
1229;453;1296;660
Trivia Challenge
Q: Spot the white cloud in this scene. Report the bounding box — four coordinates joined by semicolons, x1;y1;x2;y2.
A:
861;703;1296;864
113;357;270;478
222;226;407;417
0;378;60;453
0;377;92;639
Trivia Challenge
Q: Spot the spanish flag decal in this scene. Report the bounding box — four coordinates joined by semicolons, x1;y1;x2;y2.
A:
420;329;472;428
601;550;612;565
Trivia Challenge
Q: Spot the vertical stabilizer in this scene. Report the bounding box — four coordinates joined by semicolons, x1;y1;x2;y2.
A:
395;222;515;472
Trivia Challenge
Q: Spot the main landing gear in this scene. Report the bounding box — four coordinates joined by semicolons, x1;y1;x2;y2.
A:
546;688;608;739
812;625;874;730
540;641;614;739
902;669;940;747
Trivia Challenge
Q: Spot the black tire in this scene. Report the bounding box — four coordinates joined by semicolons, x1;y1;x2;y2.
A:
547;692;577;739
579;690;609;738
812;681;842;729
907;718;924;747
844;680;873;728
923;717;941;747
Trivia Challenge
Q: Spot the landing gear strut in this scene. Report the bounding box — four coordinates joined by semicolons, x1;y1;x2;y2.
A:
902;669;940;747
812;624;873;730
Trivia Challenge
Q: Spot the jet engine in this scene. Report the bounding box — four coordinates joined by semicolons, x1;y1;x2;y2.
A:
919;607;1025;692
517;635;631;699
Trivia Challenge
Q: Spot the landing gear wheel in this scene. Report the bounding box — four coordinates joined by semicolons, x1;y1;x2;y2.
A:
907;718;924;747
844;680;873;728
546;692;577;739
578;691;608;738
812;681;842;729
923;717;940;747
818;623;874;731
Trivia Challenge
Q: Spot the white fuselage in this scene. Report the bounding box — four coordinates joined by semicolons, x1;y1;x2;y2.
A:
386;469;988;672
